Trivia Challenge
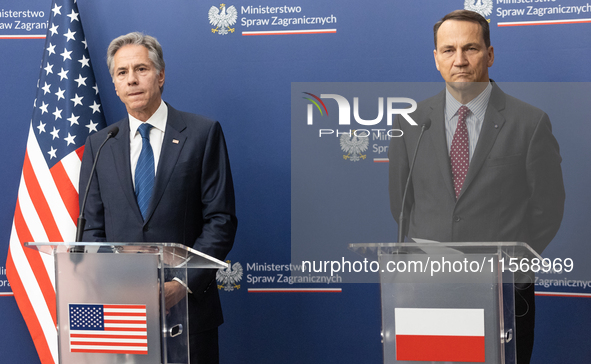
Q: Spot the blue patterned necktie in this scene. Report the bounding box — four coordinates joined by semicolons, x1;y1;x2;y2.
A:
135;123;155;219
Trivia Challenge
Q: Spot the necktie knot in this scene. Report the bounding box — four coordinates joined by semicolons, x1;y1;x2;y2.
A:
458;105;469;125
138;123;153;139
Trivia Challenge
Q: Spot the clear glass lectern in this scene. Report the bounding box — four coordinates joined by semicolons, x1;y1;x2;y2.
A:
25;242;228;364
349;242;540;364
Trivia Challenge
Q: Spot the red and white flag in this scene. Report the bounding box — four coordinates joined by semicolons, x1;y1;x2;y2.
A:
395;308;485;362
5;0;106;363
69;304;148;355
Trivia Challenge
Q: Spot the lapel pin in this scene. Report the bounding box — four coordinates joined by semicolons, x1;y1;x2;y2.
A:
172;139;179;144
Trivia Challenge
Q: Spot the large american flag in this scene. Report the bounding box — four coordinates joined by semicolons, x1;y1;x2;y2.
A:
69;304;148;354
5;1;106;363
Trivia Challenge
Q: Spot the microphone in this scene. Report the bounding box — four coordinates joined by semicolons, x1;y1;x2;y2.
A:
397;120;431;243
75;126;119;243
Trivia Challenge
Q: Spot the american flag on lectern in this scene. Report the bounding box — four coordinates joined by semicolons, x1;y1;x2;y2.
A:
69;304;148;354
5;0;106;363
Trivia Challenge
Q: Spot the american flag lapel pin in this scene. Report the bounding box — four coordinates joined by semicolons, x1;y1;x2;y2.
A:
172;139;179;144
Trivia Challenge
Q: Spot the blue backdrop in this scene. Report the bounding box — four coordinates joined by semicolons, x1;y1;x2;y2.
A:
1;0;590;362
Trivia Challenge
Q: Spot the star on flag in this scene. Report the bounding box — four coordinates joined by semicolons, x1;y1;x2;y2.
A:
7;2;107;363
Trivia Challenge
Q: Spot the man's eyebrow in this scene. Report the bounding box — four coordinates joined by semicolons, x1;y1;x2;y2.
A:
438;42;482;50
462;42;482;48
115;62;151;71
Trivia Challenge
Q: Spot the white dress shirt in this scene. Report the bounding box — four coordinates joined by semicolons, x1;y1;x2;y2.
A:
444;82;492;161
129;100;168;186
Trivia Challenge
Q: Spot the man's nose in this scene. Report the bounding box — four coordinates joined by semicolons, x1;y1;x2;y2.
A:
127;71;138;85
453;51;468;66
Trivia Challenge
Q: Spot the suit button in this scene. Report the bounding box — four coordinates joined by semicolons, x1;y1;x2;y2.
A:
143;225;149;232
454;216;461;222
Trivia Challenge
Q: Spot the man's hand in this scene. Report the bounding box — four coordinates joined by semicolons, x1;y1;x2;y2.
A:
164;280;187;312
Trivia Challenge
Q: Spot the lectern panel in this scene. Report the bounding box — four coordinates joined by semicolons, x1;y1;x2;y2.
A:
56;252;161;364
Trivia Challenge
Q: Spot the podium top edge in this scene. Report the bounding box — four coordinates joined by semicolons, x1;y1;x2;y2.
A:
25;242;184;247
348;242;542;260
348;242;531;248
23;242;229;269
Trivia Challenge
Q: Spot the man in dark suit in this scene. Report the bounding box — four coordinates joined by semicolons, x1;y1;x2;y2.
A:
389;10;565;364
79;32;236;364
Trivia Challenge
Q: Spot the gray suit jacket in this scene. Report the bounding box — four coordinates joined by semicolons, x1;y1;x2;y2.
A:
389;82;564;253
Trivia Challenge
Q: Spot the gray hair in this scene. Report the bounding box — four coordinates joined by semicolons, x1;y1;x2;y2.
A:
106;32;165;78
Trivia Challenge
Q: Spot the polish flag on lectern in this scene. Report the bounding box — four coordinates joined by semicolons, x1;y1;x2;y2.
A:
395;308;486;363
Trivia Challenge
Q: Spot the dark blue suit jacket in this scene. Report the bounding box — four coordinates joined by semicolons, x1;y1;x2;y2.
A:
79;103;237;332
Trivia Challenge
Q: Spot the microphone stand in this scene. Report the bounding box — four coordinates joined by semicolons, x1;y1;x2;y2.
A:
398;121;430;243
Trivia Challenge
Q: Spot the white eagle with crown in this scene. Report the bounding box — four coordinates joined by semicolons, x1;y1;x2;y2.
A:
209;4;238;35
464;0;493;17
216;260;243;291
340;132;369;162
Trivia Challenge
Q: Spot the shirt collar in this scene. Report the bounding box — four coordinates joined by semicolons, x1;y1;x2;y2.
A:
445;82;492;122
129;100;168;134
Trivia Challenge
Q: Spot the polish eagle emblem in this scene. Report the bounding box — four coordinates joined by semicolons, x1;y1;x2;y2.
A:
209;4;238;35
216;260;243;291
464;0;493;17
340;132;369;162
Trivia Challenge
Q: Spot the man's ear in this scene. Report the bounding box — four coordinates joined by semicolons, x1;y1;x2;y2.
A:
158;68;165;89
487;46;494;67
434;49;440;71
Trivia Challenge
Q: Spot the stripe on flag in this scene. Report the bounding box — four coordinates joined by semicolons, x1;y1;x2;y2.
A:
395;308;485;362
5;0;107;363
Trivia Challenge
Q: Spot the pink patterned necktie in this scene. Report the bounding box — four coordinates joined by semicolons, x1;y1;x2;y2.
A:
450;105;470;199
